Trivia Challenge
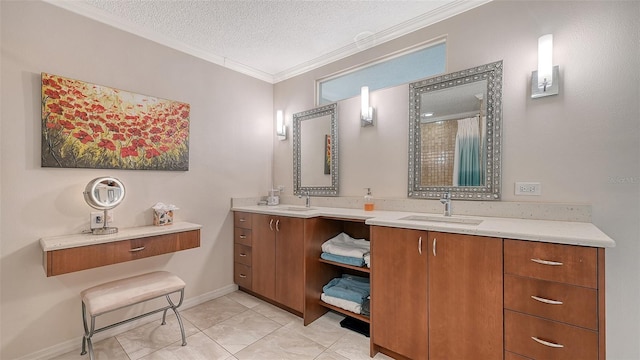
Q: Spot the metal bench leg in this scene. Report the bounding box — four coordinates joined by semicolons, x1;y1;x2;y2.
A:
165;289;187;346
80;302;96;360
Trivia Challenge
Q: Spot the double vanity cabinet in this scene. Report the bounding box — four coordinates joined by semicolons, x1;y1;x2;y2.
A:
232;205;613;360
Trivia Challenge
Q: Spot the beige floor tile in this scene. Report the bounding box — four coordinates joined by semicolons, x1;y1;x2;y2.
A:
115;316;199;360
225;290;264;309
284;311;347;348
202;309;281;354
137;332;232;360
181;296;249;330
234;327;326;360
50;337;129;360
251;301;300;326
313;350;351;360
328;330;376;360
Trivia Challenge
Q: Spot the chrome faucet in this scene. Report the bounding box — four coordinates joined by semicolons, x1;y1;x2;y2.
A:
440;191;452;216
298;191;311;207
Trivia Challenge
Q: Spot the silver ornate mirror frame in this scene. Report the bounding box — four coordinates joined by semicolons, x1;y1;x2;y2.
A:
293;103;339;196
408;60;503;200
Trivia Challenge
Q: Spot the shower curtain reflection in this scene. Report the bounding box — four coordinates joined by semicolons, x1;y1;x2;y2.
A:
454;116;482;186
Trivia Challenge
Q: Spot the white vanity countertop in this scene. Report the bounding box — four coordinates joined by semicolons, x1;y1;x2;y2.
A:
40;221;202;251
231;205;615;248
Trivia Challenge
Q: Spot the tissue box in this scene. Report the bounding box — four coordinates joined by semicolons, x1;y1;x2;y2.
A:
153;210;174;226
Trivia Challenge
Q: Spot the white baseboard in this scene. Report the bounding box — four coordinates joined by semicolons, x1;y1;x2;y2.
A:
16;284;239;360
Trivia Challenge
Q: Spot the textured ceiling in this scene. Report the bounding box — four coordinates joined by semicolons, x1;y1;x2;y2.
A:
46;0;490;83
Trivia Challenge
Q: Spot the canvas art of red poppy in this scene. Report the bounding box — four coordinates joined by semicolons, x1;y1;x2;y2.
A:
41;73;190;171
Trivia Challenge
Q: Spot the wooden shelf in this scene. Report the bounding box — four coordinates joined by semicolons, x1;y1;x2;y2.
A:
319;258;370;273
319;300;370;324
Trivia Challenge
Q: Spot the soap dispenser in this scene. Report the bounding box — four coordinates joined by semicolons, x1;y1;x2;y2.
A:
364;188;374;211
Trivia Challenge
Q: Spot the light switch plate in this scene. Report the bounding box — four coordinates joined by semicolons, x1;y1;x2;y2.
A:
90;212;103;229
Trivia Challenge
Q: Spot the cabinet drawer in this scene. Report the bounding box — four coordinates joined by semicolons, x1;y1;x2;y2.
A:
46;230;200;276
234;244;252;266
505;310;598;360
234;227;252;246
234;263;252;289
505;274;597;330
234;212;252;230
504;240;597;288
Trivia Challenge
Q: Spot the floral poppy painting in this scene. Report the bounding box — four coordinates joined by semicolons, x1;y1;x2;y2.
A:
41;73;190;171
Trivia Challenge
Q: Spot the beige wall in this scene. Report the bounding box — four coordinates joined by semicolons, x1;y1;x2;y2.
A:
1;2;273;359
274;1;640;359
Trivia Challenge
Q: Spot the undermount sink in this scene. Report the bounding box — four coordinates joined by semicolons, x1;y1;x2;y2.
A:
399;215;483;226
281;206;316;212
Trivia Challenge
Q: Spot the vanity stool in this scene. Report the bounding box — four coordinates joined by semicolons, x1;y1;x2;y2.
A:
80;271;187;359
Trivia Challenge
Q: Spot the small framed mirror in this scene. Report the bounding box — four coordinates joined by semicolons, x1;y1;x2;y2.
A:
83;177;125;234
293;103;339;196
408;61;503;200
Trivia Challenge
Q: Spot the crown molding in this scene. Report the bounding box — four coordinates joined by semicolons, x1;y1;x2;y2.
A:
43;0;491;84
272;0;492;83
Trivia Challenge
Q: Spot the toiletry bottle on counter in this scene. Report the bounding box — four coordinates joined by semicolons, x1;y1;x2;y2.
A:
267;189;280;206
364;188;374;211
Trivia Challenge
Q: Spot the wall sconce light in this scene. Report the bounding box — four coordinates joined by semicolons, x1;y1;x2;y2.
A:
360;86;374;127
531;34;559;98
276;110;287;140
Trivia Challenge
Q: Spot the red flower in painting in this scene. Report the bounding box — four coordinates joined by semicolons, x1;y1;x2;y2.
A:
74;110;88;121
98;139;116;151
149;126;162;134
89;123;103;134
106;123;120;132
73;130;93;144
112;133;126;141
91;104;106;113
59;119;75;130
44;89;60;99
150;135;161;143
120;146;138;158
48;103;63;115
145;147;161;159
59;100;74;109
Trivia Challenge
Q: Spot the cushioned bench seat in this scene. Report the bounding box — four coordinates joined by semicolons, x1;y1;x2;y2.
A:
80;271;187;360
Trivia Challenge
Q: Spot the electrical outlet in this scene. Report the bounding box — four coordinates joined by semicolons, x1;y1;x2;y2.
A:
515;182;542;196
90;212;103;229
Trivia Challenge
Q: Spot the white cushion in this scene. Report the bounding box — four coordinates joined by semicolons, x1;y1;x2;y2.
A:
81;271;185;316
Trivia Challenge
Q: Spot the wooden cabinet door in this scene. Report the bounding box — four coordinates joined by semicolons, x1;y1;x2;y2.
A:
252;214;276;299
275;216;305;312
371;226;428;360
428;232;503;360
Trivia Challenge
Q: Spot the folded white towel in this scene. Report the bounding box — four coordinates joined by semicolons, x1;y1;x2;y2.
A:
364;253;370;268
321;232;370;258
321;293;362;314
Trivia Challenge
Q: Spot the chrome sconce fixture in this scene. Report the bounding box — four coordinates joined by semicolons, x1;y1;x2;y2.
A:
276;110;287;140
360;86;374;127
531;34;559;98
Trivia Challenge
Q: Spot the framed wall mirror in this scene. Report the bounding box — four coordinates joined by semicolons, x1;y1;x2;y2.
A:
408;60;503;200
293;103;339;196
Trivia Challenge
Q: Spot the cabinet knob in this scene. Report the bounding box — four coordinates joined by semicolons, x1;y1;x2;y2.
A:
239;274;247;278
129;246;145;252
239;253;247;257
239;218;246;222
239;235;247;239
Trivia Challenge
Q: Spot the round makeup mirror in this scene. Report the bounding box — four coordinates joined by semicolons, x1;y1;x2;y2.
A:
83;177;125;235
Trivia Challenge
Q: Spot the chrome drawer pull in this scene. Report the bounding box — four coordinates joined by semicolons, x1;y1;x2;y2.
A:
239;218;246;222
276;219;280;232
239;253;247;257
269;219;274;231
239;274;247;278
418;236;422;255
239;235;247;239
531;336;564;348
129;246;145;252
531;258;563;266
433;238;437;256
531;295;563;305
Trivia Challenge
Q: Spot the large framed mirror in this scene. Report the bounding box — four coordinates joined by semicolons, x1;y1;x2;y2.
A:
293;103;338;196
408;60;503;200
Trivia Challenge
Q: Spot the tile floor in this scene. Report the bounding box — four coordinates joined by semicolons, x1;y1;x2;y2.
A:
52;290;393;360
